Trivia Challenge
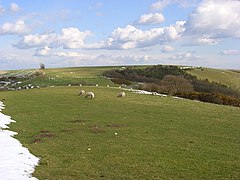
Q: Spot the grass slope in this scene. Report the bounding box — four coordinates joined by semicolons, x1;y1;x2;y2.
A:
187;68;240;92
0;86;240;179
2;66;117;88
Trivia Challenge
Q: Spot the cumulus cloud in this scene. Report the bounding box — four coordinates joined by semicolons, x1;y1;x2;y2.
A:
185;0;240;38
15;33;58;48
221;50;240;55
10;3;20;12
16;22;186;50
161;45;174;53
103;21;185;49
0;20;30;35
15;27;93;49
137;13;165;25
60;28;92;49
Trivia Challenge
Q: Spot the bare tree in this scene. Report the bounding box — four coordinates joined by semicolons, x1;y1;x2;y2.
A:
159;75;193;95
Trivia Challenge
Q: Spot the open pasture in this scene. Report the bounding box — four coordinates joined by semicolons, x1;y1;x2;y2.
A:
1;86;239;179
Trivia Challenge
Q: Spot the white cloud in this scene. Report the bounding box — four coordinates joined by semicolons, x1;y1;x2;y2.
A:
194;36;219;45
10;3;20;12
183;35;219;46
185;0;240;38
60;27;92;49
161;45;174;53
151;0;198;11
137;13;165;25
15;33;58;48
35;46;51;56
221;50;240;55
166;51;202;61
15;27;92;49
0;20;30;35
151;0;171;11
103;21;185;49
16;22;186;50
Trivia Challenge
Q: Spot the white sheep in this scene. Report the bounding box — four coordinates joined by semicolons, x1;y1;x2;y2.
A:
79;90;85;96
85;92;95;99
117;92;125;98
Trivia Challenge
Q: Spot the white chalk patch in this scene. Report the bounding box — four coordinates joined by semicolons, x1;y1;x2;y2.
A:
0;101;39;179
131;90;167;97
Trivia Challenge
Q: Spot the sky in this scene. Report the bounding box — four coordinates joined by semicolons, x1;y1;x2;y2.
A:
0;0;239;70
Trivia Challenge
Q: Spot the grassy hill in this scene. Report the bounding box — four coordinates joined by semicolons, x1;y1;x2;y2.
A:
0;66;240;179
1;67;117;88
187;68;240;92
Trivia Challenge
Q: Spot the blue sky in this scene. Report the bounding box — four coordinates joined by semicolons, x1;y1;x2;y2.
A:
0;0;239;70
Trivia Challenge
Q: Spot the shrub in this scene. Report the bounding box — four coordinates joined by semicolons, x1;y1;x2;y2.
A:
111;78;132;86
175;92;240;107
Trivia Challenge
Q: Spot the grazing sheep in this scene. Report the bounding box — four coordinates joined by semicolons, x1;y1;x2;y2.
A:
79;90;85;96
152;92;157;96
85;92;95;99
117;92;125;98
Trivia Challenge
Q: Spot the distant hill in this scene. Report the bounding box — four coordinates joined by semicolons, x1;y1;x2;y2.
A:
186;68;240;92
103;65;240;107
0;65;239;107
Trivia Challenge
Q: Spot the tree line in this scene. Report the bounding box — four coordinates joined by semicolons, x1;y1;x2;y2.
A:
103;65;240;107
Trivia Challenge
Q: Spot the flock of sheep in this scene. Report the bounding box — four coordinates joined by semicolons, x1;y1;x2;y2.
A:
78;90;125;99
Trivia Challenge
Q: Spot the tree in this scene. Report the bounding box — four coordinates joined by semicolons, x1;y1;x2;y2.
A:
159;75;193;95
39;63;45;70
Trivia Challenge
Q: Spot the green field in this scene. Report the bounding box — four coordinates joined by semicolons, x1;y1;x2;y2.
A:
9;67;118;88
0;66;240;179
1;86;240;179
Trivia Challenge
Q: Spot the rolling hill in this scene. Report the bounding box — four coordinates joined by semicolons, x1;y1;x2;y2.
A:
0;66;239;179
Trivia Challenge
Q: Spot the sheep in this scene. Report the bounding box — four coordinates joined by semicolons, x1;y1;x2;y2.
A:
79;90;85;96
117;92;125;98
85;92;95;99
152;92;157;96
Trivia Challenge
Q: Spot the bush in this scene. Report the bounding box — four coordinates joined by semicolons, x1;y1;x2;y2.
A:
111;78;132;86
159;75;193;95
175;92;240;107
